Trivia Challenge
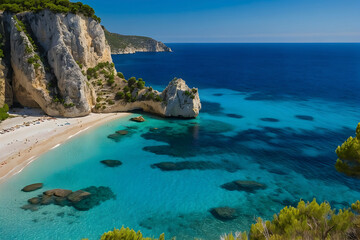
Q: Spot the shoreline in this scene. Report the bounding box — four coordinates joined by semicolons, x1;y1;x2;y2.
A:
0;110;130;184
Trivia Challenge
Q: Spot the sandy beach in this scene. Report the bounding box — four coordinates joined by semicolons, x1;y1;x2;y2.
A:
0;108;130;183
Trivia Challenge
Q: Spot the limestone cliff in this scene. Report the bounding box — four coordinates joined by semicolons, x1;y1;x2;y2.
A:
104;29;172;54
0;10;200;118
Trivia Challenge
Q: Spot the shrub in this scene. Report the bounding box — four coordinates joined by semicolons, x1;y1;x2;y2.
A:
128;77;136;86
64;103;74;108
33;63;41;69
107;78;115;86
249;199;354;240
148;87;153;92
137;79;145;89
0;104;9;121
125;92;132;102
117;72;124;79
221;232;248;240
335;123;360;177
154;95;162;102
115;91;124;99
25;45;32;54
27;57;35;64
191;88;197;94
123;86;130;92
100;227;164;240
76;61;83;69
184;90;191;96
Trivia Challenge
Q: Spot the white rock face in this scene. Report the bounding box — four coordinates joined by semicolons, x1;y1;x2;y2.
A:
161;78;201;118
6;10;111;117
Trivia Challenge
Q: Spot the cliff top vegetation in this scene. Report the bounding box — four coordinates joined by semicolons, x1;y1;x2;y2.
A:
0;0;100;22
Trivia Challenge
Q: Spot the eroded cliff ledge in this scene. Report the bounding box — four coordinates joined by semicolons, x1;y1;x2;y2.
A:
0;10;200;118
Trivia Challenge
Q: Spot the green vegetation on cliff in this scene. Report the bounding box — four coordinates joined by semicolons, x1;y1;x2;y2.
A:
335;123;360;177
0;0;100;22
0;103;9;121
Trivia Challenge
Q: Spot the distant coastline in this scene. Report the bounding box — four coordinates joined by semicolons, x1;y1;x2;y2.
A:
104;28;172;54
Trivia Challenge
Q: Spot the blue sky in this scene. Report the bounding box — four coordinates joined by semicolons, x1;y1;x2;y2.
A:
82;0;360;43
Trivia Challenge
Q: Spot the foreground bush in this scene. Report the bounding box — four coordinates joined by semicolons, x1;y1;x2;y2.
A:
335;123;360;177
221;232;248;240
101;199;360;240
249;199;355;240
100;227;164;240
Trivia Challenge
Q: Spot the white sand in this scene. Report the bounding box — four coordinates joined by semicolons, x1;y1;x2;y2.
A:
0;108;129;183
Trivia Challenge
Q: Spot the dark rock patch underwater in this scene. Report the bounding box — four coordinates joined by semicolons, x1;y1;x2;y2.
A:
21;186;116;212
151;160;241;173
295;115;314;121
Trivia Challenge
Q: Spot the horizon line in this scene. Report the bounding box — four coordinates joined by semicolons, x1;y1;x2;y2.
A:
164;42;360;44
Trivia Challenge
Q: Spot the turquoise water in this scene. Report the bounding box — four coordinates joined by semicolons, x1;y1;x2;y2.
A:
0;44;360;239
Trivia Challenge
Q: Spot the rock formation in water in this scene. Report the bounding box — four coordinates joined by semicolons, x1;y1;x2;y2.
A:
0;9;200;118
104;28;172;54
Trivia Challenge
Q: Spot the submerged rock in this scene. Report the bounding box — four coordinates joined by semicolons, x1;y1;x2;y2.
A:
221;180;267;193
44;189;72;198
116;130;128;135
226;113;243;119
22;183;43;192
107;133;123;142
260;118;279;122
28;197;41;205
131;116;145;122
100;160;122;167
40;195;54;205
21;204;39;212
107;128;135;142
72;186;116;211
67;190;91;203
22;186;116;211
295;115;314;121
151;160;241;172
210;207;238;221
54;197;70;207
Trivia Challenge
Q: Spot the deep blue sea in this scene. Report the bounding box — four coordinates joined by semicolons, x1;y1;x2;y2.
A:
0;43;360;240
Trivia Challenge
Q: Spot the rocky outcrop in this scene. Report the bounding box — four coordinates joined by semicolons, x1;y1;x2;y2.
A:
0;10;200;118
102;78;201;118
104;28;172;54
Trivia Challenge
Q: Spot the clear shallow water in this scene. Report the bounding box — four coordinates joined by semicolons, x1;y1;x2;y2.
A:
1;44;360;240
